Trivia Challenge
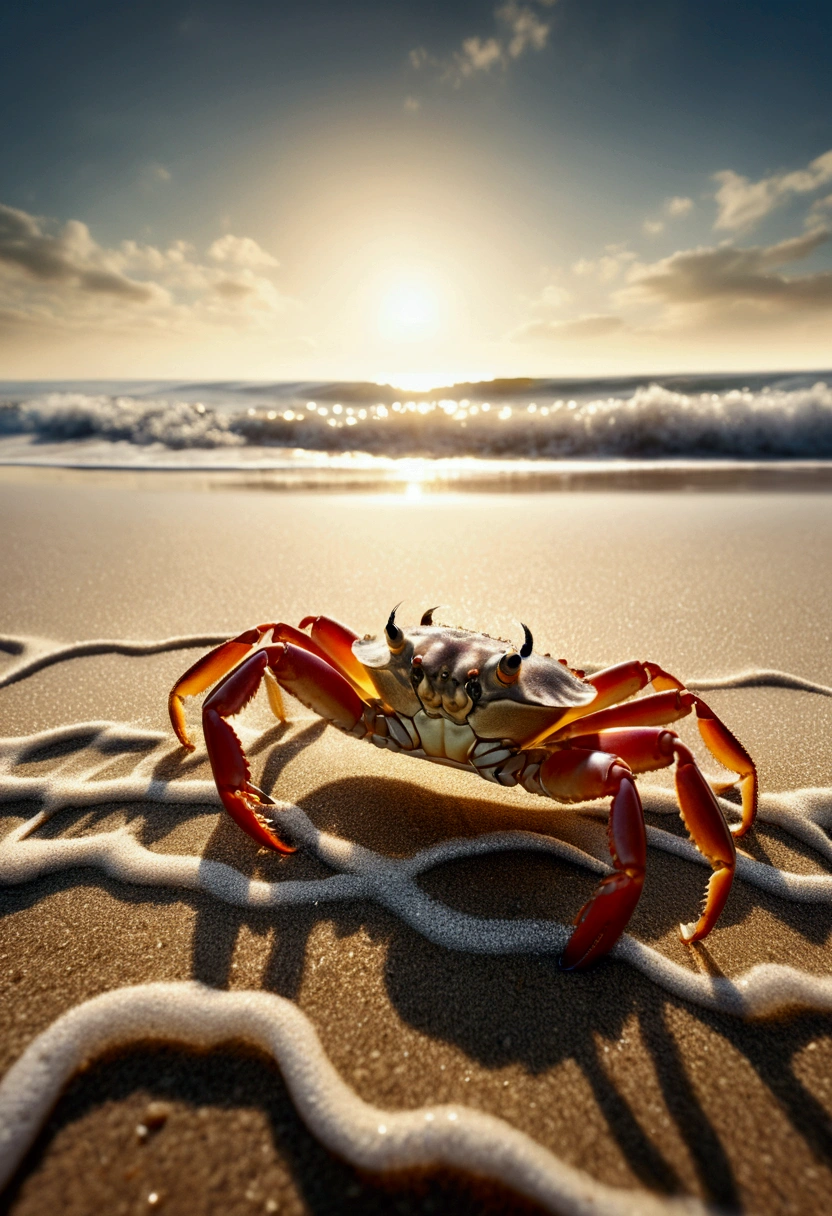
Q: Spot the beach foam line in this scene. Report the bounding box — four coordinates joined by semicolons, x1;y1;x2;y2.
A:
0;634;230;691
686;670;832;697
0;982;711;1215
3;721;832;1018
2;633;831;698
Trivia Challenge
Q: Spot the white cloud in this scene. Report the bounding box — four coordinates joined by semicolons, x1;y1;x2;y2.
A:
571;258;595;277
665;196;693;218
403;94;421;113
0;204;166;304
622;229;832;315
207;233;279;268
714;149;832;231
513;313;625;342
411;0;555;85
806;193;832;230
498;2;550;59
136;163;172;191
643;197;692;236
455;36;503;77
0;202;292;341
538;283;571;307
571;244;635;283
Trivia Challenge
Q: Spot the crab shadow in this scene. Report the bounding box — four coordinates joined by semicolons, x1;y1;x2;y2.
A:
281;773;832;1206
184;749;832;1207
5;726;832;1210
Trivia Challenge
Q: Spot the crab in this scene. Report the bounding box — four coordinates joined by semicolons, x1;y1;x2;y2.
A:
168;609;757;970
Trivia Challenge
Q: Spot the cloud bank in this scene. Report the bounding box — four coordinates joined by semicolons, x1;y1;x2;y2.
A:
714;150;832;231
0;202;291;346
624;230;832;313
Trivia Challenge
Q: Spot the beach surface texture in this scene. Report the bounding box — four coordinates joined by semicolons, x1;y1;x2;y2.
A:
1;470;832;1215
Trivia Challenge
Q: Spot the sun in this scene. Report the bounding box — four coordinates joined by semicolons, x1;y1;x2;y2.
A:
378;281;440;340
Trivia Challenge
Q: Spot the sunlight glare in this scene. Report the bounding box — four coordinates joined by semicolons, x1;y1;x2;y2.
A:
379;281;439;341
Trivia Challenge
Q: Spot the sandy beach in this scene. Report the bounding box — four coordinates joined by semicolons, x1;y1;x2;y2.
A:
2;468;832;1215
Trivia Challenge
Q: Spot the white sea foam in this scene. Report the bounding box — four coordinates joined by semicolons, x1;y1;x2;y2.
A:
2;374;832;462
2;635;832;1209
3;713;832;1017
0;982;712;1215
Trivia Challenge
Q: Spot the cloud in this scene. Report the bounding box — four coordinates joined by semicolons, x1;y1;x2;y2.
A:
806;193;832;230
643;197;693;237
571;244;635;283
498;2;550;59
513;313;625;342
665;196;693;218
713;149;832;231
0;201;293;343
456;36;503;76
212;278;256;301
537;283;571;307
622;230;832;314
140;162;171;187
0;204;164;303
403;95;421;113
411;1;555;84
207;233;279;268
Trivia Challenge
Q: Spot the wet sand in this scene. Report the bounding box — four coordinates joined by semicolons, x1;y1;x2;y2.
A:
1;470;832;1214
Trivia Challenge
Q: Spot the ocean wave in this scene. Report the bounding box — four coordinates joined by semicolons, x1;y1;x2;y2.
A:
3;377;832;459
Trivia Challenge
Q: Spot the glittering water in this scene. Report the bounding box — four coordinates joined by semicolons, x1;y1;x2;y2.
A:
1;372;831;471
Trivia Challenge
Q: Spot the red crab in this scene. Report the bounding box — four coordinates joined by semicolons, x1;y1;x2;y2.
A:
169;609;756;970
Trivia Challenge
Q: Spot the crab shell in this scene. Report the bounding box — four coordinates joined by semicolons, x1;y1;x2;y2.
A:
352;624;596;746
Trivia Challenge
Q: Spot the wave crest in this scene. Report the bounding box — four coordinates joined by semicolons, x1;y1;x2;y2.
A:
3;377;832;459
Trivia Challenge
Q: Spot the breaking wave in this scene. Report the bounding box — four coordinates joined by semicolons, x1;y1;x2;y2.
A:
2;372;832;465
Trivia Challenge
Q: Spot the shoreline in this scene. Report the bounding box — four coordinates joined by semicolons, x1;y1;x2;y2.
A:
3;458;832;495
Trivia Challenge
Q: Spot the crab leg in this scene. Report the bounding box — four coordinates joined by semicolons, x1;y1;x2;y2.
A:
564;727;737;950
169;625;269;749
202;643;366;853
169;621;344;748
556;690;693;737
299;614;380;700
539;749;646;971
556;659;757;837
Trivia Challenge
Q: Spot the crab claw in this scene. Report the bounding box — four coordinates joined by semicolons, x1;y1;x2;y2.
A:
201;642;365;854
203;694;297;853
551;762;646;971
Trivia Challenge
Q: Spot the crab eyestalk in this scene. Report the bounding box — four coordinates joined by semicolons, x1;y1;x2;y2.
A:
420;606;440;626
496;625;533;685
385;604;406;655
496;650;522;685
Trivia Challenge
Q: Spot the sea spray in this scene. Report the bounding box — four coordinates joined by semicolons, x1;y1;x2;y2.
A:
3;374;832;461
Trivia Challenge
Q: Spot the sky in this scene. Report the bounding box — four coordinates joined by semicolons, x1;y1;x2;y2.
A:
1;0;831;385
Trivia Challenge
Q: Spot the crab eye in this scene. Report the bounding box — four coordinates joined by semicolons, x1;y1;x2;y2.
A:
496;651;522;685
465;677;482;703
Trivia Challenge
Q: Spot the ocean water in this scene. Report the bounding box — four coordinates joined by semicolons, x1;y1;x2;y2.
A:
1;372;831;480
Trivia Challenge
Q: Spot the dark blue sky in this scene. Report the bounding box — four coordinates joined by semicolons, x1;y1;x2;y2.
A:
1;1;831;378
